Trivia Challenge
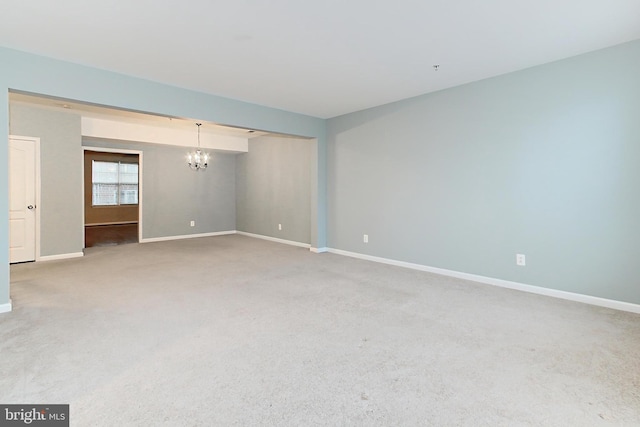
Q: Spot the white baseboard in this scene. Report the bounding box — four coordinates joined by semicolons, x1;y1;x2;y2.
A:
328;248;640;315
0;300;12;314
236;231;311;249
310;247;329;253
140;230;236;243
38;252;84;262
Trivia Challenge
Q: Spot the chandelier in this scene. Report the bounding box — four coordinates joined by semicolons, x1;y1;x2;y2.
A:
187;123;209;171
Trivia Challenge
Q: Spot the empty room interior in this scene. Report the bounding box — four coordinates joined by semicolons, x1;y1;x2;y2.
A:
1;1;640;425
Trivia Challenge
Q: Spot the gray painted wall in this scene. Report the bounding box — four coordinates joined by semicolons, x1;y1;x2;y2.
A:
84;139;236;239
327;39;640;305
236;136;312;244
9;104;83;257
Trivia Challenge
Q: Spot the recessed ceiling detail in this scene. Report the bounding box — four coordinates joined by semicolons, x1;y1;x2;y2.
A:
10;92;270;139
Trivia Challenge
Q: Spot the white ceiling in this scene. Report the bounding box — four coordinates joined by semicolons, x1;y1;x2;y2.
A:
2;0;640;119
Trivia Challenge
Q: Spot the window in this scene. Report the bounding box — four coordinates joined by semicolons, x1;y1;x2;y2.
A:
92;161;139;206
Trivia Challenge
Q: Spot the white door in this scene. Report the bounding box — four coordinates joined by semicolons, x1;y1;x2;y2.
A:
9;137;36;263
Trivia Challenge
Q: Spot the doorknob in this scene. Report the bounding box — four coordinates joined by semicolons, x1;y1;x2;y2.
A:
27;205;35;210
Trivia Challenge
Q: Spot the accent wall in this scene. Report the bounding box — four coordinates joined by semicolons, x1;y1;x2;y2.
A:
236;136;312;244
83;138;236;240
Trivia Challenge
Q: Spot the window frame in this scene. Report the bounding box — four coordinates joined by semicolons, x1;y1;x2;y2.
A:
91;160;139;207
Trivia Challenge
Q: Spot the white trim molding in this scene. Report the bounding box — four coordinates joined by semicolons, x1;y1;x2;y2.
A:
310;247;329;253
39;252;84;262
236;231;311;249
0;301;12;314
140;230;236;243
328;248;640;315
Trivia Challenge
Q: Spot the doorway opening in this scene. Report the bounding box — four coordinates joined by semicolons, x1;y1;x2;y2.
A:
83;149;141;248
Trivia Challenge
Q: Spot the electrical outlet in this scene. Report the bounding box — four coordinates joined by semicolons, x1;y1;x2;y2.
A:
278;223;282;231
190;220;195;227
363;234;369;243
516;254;526;266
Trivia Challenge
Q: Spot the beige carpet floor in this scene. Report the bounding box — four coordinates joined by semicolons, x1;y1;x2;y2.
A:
2;234;639;426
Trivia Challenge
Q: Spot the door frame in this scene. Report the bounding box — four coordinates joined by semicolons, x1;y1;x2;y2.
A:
8;135;41;261
82;146;143;247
